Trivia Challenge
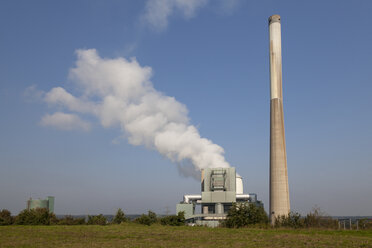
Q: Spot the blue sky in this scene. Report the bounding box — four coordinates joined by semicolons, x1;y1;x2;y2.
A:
0;0;371;216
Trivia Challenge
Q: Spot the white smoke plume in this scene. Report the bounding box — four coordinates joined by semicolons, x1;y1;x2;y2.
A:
142;0;242;31
143;0;208;31
40;112;91;131
42;49;230;177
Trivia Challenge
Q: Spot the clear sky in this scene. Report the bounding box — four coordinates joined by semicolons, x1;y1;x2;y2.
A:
0;0;371;216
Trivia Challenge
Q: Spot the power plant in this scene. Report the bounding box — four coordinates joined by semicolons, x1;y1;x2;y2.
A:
176;14;291;226
18;15;289;227
27;196;55;213
176;167;263;227
269;14;290;224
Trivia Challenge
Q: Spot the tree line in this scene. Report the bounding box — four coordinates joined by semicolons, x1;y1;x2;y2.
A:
0;208;184;226
1;205;371;229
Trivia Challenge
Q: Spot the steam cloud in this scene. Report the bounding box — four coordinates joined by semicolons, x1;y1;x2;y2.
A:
142;0;242;31
143;0;208;31
40;112;91;131
42;49;229;177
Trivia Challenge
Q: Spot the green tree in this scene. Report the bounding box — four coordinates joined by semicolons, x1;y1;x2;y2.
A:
224;203;269;228
112;208;127;224
15;208;57;225
147;211;157;224
0;209;14;225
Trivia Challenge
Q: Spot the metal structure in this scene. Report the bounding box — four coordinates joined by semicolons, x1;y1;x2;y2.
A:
27;196;55;213
176;167;262;227
268;14;290;224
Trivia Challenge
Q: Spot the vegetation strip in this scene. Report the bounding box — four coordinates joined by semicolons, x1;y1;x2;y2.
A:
1;224;372;248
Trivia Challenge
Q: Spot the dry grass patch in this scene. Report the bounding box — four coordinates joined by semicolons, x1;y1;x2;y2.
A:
0;224;371;248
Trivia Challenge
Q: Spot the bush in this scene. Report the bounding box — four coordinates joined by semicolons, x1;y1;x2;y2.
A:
148;211;158;224
112;208;127;224
359;219;372;230
273;208;338;229
223;203;269;228
15;208;58;225
160;212;185;226
87;214;107;225
303;207;338;229
0;209;14;225
275;212;304;228
135;211;158;226
135;214;152;226
58;215;86;225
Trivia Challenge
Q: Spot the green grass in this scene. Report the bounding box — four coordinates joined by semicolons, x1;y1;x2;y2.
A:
0;223;371;248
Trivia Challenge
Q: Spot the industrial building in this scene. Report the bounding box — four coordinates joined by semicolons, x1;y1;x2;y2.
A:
27;196;55;213
176;167;263;227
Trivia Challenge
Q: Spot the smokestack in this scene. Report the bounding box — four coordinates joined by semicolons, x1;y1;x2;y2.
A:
268;14;290;224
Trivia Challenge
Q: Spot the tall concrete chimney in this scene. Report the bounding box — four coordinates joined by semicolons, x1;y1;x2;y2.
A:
268;14;290;225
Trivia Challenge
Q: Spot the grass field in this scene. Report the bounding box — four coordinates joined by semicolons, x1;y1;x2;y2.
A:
1;223;372;248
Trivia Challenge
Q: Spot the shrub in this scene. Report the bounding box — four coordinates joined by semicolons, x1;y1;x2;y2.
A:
223;203;269;228
135;214;152;226
275;212;304;229
0;209;14;225
148;211;158;224
135;211;158;226
87;214;107;225
58;215;85;225
15;208;57;225
319;217;339;229
112;208;127;224
359;219;372;230
160;212;185;226
303;207;338;229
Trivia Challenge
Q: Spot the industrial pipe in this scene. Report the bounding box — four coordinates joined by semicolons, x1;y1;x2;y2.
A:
183;194;201;204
